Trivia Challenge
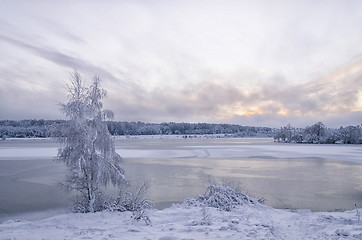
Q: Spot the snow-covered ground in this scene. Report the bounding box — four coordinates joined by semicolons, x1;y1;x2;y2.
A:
1;203;362;239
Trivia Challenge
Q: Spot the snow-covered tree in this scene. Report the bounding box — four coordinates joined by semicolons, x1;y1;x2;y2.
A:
56;71;126;213
338;125;362;144
303;122;326;144
274;124;294;142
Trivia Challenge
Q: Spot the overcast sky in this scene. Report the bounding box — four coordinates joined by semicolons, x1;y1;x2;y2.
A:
0;0;361;127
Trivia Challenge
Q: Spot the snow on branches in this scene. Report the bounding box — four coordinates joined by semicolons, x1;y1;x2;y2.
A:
183;178;261;211
56;71;126;213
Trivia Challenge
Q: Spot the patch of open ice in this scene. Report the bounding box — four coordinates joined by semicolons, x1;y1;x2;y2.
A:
0;148;58;160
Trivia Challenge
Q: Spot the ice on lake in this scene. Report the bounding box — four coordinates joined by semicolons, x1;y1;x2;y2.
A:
0;137;361;222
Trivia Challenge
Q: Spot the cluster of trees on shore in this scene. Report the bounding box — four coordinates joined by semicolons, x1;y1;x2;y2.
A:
274;122;362;144
0;119;361;144
0;119;64;138
106;121;273;137
0;120;273;138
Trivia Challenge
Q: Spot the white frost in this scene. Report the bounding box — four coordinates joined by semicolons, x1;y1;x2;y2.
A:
1;204;362;239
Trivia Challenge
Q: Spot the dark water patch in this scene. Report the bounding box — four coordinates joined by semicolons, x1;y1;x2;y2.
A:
0;159;70;222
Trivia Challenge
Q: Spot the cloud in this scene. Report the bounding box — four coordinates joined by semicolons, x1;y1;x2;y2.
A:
1;27;361;127
0;81;63;120
36;17;86;44
105;57;362;127
0;34;78;66
278;59;362;115
0;34;139;91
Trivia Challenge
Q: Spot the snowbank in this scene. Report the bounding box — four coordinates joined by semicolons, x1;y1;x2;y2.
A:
1;203;362;240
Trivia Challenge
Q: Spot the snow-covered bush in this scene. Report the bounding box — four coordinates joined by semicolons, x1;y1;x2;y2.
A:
70;181;153;224
184;179;259;211
110;181;153;224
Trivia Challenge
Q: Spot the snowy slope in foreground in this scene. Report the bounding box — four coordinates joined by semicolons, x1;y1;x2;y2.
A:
1;204;362;240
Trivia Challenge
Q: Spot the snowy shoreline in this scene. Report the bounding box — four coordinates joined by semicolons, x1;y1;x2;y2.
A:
1;203;362;239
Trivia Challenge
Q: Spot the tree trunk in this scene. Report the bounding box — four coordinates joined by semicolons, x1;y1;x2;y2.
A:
88;187;95;213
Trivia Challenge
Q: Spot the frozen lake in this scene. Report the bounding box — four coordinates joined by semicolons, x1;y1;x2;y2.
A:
0;137;362;222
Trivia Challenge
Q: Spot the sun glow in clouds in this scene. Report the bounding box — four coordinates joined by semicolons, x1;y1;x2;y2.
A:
355;93;362;111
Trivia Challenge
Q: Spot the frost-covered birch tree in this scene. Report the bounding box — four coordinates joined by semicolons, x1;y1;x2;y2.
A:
56;71;126;213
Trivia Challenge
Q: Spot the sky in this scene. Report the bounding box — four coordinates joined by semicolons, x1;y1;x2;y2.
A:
0;0;361;128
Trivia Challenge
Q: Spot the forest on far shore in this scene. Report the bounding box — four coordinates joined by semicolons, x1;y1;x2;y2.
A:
0;119;361;144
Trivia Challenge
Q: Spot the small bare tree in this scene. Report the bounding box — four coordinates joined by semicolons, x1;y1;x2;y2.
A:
56;71;126;213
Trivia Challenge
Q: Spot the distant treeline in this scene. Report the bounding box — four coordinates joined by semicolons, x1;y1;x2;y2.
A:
106;121;272;136
0;119;64;138
1;120;361;144
0;120;273;138
274;122;362;144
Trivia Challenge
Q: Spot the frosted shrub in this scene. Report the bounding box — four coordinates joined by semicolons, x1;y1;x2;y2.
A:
184;179;259;211
201;184;249;211
111;182;153;225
